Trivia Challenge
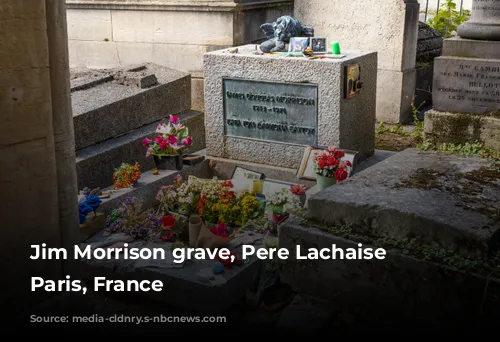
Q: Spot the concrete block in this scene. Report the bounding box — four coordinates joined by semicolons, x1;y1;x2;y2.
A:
443;38;500;60
432;56;500;115
67;9;112;41
424;109;500;151
279;217;500;323
111;10;234;45
71;63;191;150
203;45;377;168
307;148;500;258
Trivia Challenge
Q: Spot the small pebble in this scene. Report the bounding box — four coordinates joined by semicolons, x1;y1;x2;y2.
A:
212;262;225;275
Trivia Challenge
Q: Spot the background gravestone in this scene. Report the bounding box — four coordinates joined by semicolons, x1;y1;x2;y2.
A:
424;0;500;150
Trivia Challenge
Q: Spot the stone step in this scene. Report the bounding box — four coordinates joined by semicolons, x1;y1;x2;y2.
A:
76;110;205;190
71;63;191;150
279;216;500;325
307;148;500;259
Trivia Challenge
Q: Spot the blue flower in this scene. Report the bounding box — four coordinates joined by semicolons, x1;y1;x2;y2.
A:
85;194;102;211
78;202;93;224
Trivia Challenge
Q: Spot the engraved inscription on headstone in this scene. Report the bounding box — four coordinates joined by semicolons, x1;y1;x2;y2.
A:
433;57;500;114
223;78;318;145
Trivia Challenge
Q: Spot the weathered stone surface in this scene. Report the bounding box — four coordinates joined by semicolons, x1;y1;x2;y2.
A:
279;217;500;323
424;109;500;150
76;110;205;189
307;149;500;258
71;63;191;150
204;45;377;168
443;37;500;60
457;0;500;41
432;56;500;114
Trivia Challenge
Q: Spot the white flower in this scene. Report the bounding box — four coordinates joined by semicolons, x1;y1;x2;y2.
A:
156;123;172;134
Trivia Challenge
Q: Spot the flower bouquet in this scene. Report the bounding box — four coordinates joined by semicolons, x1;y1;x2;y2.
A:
313;146;352;191
266;188;303;224
113;162;141;189
105;197;163;240
143;115;193;170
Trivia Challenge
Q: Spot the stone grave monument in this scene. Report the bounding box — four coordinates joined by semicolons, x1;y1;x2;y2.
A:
424;0;500;150
203;45;377;178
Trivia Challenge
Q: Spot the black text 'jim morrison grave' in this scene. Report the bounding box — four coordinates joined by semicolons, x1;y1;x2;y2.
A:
203;45;378;172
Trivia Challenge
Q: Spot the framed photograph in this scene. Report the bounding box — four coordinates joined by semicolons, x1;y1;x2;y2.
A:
231;166;264;192
310;38;327;53
262;179;296;198
296;146;358;181
288;37;310;53
344;64;362;99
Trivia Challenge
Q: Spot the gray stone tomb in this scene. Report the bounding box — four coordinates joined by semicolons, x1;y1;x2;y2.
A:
203;45;377;171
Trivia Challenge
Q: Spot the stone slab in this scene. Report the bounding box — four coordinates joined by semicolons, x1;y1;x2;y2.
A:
76;110;205;189
71;63;191;150
79;233;265;315
443;38;500;60
279;217;500;323
203;45;377;169
433;56;500;114
307;148;500;258
424;109;500;151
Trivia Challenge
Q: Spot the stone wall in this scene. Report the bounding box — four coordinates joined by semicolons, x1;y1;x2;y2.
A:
65;0;294;111
294;0;420;123
1;0;79;315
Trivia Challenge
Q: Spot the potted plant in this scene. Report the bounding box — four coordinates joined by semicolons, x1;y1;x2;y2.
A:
142;115;193;170
312;146;352;191
266;188;302;224
112;162;141;189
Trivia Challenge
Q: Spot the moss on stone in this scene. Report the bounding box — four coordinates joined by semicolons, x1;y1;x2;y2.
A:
393;166;500;227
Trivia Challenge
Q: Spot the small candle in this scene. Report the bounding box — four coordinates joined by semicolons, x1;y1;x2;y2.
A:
251;179;264;194
331;41;341;55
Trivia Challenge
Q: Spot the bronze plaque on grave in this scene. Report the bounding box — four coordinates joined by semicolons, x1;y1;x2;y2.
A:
223;78;318;146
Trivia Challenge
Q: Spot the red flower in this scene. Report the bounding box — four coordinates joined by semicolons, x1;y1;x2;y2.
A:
217;222;228;234
162;215;176;229
333;150;345;158
334;168;349;182
217;252;235;268
154;136;163;144
142;138;152;146
169;115;179;124
159;140;168;150
167;135;178;145
210;226;218;235
290;184;306;195
222;180;234;188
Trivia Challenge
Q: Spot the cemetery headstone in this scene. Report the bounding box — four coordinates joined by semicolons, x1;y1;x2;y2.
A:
425;0;500;150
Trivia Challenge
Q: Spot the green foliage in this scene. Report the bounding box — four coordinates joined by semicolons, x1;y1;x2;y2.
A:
428;0;470;38
376;122;407;136
420;140;500;172
411;102;425;141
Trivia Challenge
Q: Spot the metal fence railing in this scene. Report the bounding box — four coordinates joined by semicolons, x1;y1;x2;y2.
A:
420;0;467;23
